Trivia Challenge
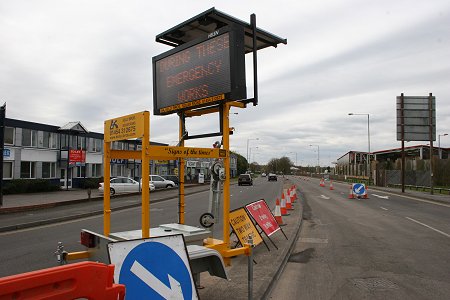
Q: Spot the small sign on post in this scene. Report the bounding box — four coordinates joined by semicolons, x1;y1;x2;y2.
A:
229;208;263;247
104;111;147;142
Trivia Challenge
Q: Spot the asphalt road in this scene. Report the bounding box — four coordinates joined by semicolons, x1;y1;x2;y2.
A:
269;176;450;300
0;176;284;277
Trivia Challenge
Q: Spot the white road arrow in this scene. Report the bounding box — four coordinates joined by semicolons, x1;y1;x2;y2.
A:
372;194;389;199
355;185;364;194
130;260;183;299
320;195;330;200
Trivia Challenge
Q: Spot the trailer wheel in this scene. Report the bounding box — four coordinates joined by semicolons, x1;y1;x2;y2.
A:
199;213;215;228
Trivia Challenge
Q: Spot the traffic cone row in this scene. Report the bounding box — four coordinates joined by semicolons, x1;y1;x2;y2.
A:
273;185;301;226
320;178;325;187
329;180;334;190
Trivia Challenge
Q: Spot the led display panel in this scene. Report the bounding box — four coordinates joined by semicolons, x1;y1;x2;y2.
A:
153;26;246;115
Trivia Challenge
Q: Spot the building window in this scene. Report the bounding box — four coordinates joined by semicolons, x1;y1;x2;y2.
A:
76;165;86;178
92;163;102;177
43;132;58;149
20;161;36;178
4;127;14;145
94;139;102;152
3;161;13;179
22;129;37;147
42;162;56;178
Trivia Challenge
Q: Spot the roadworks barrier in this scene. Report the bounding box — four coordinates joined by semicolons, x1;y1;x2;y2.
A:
0;261;125;300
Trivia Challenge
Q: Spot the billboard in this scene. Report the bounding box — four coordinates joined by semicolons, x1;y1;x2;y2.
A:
396;95;436;141
153;26;246;115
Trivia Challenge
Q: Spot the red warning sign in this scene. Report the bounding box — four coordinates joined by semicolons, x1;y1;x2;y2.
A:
245;200;280;237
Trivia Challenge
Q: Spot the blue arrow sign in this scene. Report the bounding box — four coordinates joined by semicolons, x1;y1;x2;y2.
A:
109;235;197;300
352;183;366;196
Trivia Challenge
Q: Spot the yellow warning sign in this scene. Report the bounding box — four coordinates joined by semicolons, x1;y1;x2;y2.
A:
104;111;148;142
229;208;263;247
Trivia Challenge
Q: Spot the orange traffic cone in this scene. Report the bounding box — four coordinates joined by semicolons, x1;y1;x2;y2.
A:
274;198;285;225
320;178;325;187
281;193;288;216
330;180;334;190
348;184;355;199
363;185;369;199
286;191;293;210
293;186;298;201
289;189;295;204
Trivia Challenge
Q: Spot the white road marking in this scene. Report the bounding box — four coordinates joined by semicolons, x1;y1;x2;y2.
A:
300;238;329;244
405;217;450;238
380;207;388;211
370;190;450;208
320;195;330;200
372;194;389;199
130;260;183;299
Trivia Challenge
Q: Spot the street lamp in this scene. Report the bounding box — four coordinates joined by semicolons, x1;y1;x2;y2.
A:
249;146;258;164
348;113;371;185
309;145;319;173
289;151;297;166
438;133;448;159
246;138;259;169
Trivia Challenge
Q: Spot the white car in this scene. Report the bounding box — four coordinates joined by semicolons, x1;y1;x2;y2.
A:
99;177;155;195
141;175;176;189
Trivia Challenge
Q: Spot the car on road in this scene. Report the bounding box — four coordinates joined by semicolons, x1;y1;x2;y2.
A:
238;174;253;186
268;173;277;181
142;175;176;189
261;173;267;177
99;177;147;195
162;175;179;185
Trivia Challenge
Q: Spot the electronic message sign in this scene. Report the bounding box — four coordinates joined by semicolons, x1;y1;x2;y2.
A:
153;26;246;115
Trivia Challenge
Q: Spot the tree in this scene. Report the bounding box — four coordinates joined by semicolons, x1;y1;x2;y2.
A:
231;151;247;176
266;156;293;174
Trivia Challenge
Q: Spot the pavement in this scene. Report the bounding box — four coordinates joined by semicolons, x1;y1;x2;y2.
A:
0;179;448;299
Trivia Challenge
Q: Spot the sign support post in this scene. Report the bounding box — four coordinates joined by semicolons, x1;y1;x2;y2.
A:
429;93;434;195
222;103;231;249
103;141;111;236
141;112;150;237
178;114;185;224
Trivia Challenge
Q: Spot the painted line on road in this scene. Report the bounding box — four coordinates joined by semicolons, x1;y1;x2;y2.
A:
405;217;450;238
380;207;389;211
369;190;450;208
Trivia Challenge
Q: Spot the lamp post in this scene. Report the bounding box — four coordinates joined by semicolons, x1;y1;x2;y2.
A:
288;151;297;166
348;113;371;185
438;133;448;159
309;145;319;173
246;138;259;170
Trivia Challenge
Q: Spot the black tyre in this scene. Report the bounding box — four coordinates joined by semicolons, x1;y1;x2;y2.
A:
110;188;115;195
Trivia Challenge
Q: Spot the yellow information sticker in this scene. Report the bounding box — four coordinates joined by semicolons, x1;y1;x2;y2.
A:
229;208;263;247
104;111;148;142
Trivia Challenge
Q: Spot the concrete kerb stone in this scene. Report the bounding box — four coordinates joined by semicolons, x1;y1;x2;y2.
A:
197;180;304;300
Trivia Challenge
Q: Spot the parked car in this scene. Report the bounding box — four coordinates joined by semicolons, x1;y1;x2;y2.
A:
99;177;141;195
261;173;267;177
141;175;176;189
238;174;253;186
162;175;179;185
99;177;155;195
268;173;277;181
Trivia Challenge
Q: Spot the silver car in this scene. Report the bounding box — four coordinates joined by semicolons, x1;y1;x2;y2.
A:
149;175;176;189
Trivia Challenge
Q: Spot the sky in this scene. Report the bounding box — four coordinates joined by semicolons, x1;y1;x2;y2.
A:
1;0;449;166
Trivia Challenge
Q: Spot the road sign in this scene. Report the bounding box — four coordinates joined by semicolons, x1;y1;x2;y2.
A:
108;234;198;300
3;149;10;158
352;183;366;197
245;200;280;237
229;208;263;247
104;111;148;142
